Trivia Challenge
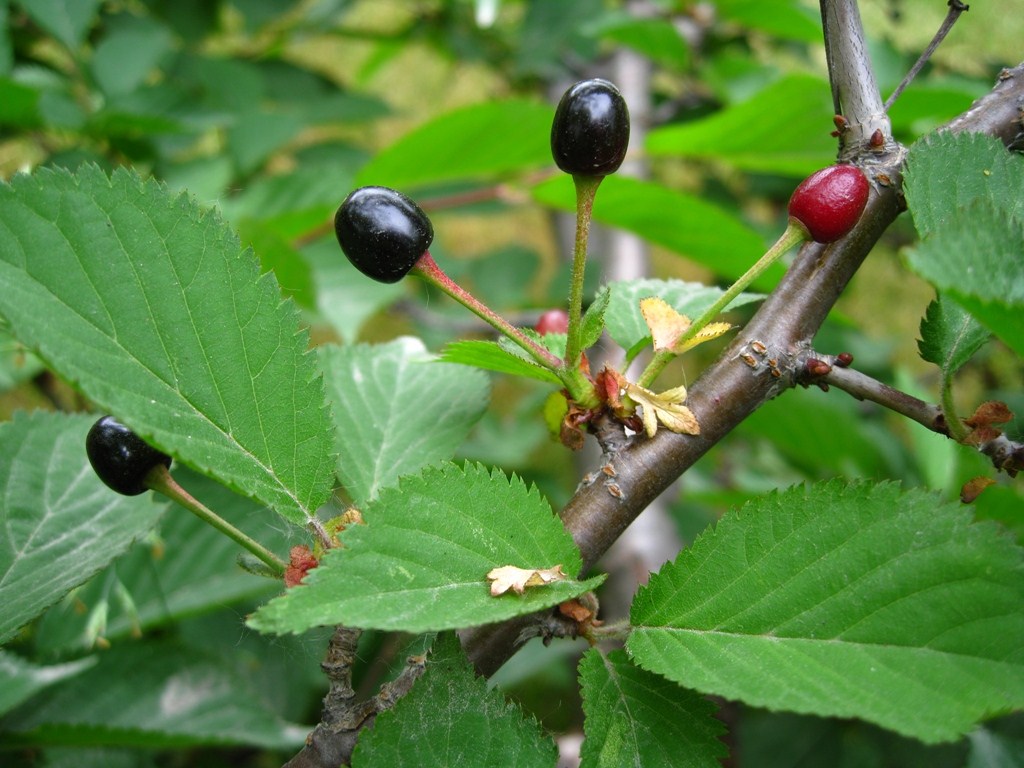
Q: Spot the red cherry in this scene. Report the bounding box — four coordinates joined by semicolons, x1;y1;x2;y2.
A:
787;165;869;244
534;309;569;335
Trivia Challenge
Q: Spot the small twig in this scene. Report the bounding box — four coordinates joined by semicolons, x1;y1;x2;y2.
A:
815;359;1024;476
812;360;946;433
884;1;970;112
284;627;428;768
284;626;365;768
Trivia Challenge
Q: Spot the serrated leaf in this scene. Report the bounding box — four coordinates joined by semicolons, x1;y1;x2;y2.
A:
532;176;771;284
905;132;1024;240
0;652;96;717
581;288;611;350
646;74;836;174
627;481;1024;743
918;294;990;376
356;100;554;189
0;166;335;525
321;339;490;505
905;200;1024;357
32;467;293;655
249;462;605;634
903;133;1024;356
0;412;166;645
578;649;726;768
0;639;307;749
602;279;762;352
352;633;557;768
440;339;563;384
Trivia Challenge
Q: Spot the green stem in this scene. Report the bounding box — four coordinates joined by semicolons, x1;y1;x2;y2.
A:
637;221;808;388
145;465;287;576
563;175;603;371
413;254;561;370
940;376;968;442
414;253;599;407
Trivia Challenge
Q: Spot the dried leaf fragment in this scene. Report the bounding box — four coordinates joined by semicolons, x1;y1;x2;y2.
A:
640;297;692;352
960;476;996;504
640;296;733;354
625;382;700;438
487;564;567;596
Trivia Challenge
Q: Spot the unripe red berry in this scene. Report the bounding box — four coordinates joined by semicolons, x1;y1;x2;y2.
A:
334;186;434;284
787;165;869;244
551;79;630;177
86;416;171;496
534;309;569;335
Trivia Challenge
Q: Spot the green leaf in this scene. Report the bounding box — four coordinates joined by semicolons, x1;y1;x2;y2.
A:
440;339;563;384
0;412;166;645
0;639;307;749
17;0;101;50
0;326;43;392
0;652;96;717
90;17;175;97
578;649;726;768
905;200;1024;357
737;386;906;480
235;218;316;309
602;278;762;352
0;4;11;76
532;175;772;284
0;78;42;128
32;467;293;655
737;709;969;768
356;100;555;189
904;134;1024;356
322;339;490;505
227;110;304;175
904;132;1024;240
646;74;837;175
715;0;822;42
584;15;689;69
249;462;605;634
0;166;335;526
303;235;406;344
918;294;990;376
352;633;557;768
627;481;1024;743
581;288;611;350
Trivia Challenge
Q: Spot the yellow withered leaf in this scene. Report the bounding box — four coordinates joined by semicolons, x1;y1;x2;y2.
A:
625;382;700;438
640;297;691;352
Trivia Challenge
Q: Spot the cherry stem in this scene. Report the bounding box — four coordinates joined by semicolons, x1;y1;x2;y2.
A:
412;253;561;368
637;221;808;388
145;465;287;576
563;175;602;372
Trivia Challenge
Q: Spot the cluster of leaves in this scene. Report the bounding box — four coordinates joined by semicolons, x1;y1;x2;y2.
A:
1;1;1022;766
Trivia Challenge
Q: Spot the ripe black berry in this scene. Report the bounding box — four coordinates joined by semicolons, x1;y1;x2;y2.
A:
551;79;630;177
787;165;869;243
334;186;434;284
86;416;172;496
